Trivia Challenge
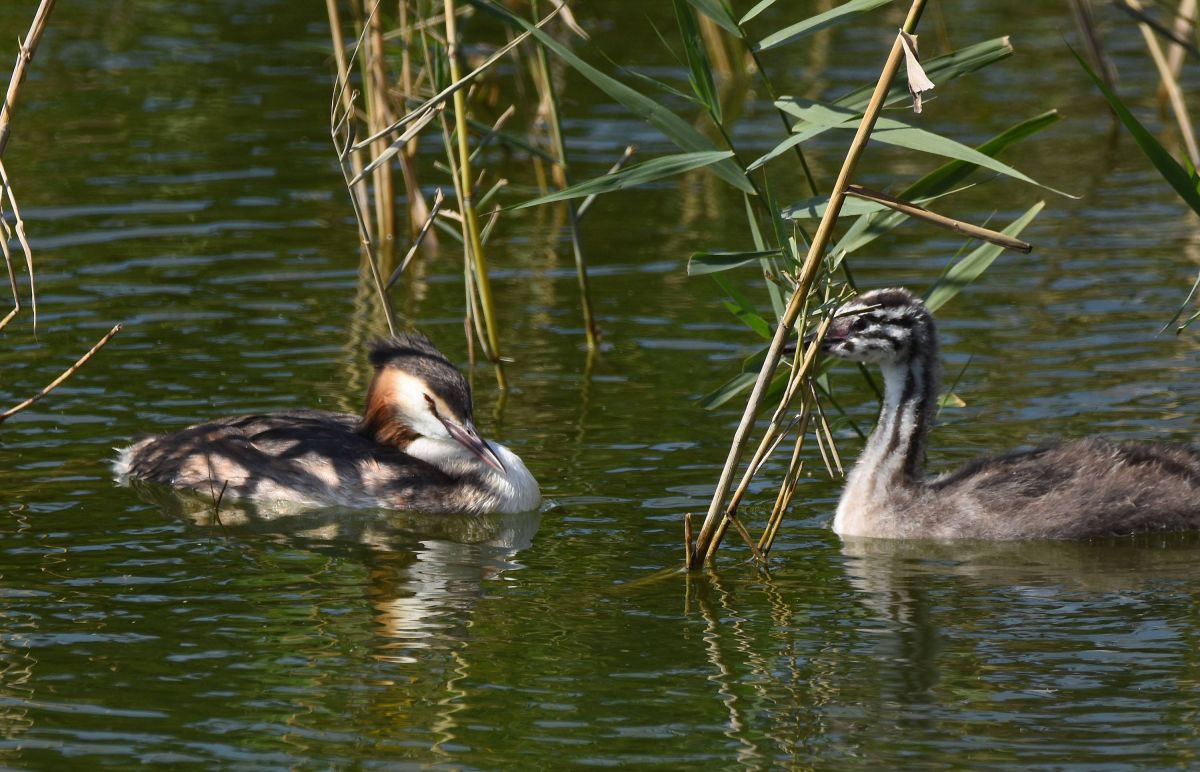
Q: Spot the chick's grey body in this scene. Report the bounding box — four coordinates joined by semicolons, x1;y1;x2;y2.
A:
115;333;540;515
826;288;1200;540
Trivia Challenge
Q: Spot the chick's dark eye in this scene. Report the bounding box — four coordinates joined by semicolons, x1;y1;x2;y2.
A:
850;316;870;333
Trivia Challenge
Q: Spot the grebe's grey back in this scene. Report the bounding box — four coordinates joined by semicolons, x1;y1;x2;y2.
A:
821;287;1200;540
114;332;540;514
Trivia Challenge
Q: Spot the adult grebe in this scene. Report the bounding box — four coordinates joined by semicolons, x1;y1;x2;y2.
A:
114;332;540;514
820;287;1200;540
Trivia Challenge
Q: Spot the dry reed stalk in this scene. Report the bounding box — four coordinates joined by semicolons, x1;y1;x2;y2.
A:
0;161;35;324
0;324;122;423
0;0;120;420
388;188;445;288
1163;0;1196;84
0;176;21;332
331;18;399;337
444;0;507;388
0;0;57;328
365;1;398;254
844;184;1033;252
1126;0;1200;167
688;0;930;569
529;0;598;350
576;145;637;220
325;0;374;240
0;0;56;159
698;312;830;566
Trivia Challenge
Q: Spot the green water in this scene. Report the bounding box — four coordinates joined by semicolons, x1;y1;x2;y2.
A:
3;0;1200;767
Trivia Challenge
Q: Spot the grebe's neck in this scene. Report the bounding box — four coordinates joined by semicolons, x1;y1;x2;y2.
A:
358;373;418;448
834;342;939;536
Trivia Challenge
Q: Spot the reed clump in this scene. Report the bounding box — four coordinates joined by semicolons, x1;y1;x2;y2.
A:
326;1;1057;565
325;0;605;390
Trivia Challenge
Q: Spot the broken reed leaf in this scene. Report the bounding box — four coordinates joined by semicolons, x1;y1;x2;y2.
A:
898;29;935;113
834;36;1013;112
469;0;755;194
924;201;1045;313
687;249;783;276
512;150;735;209
0;323;123;423
755;0;894;52
843;184;1032;252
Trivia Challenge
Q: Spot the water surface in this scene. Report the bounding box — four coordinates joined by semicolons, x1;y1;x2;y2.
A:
2;1;1200;767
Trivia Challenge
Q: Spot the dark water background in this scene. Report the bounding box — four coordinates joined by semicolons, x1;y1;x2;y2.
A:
2;0;1200;767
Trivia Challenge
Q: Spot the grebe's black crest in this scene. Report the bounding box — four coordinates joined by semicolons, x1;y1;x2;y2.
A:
368;332;473;421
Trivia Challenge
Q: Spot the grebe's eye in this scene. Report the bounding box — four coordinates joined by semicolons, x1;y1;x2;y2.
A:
423;394;439;415
850;316;870;333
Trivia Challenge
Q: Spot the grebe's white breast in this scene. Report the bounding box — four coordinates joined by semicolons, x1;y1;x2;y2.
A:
403;437;540;515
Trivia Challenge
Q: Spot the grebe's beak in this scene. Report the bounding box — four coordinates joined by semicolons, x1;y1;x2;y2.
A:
442;418;507;474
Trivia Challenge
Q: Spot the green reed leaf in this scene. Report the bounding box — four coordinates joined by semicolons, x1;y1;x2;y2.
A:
833;110;1061;258
833;36;1013;112
925;201;1044;312
755;0;894;52
688;249;783;275
674;0;722;122
513;151;735;209
687;0;740;35
1072;45;1200;216
469;0;755;195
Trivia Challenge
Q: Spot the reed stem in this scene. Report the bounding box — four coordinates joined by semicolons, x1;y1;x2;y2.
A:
444;0;507;388
689;0;929;568
530;0;598;350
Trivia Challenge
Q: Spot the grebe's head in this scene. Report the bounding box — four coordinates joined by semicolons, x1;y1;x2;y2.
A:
361;331;505;472
820;287;935;366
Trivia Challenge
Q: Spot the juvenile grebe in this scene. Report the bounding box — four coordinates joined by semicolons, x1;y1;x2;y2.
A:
821;287;1200;540
114;332;540;515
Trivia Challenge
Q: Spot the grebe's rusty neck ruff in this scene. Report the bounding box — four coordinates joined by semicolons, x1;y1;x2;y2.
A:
823;287;1200;540
114;332;540;515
